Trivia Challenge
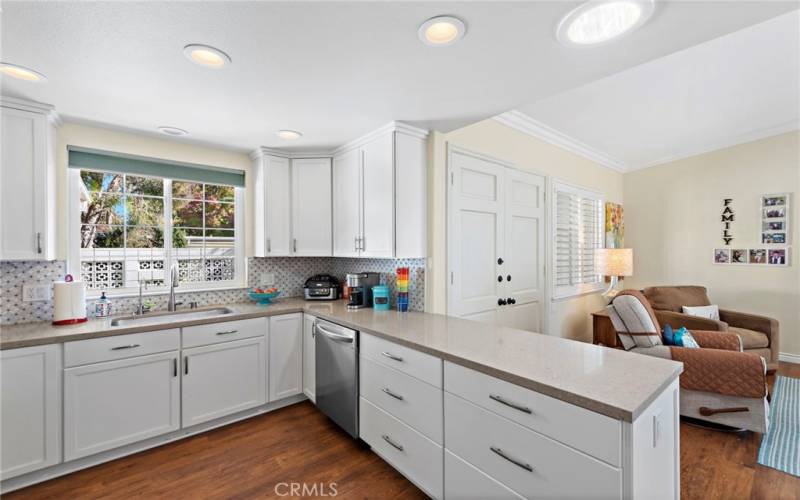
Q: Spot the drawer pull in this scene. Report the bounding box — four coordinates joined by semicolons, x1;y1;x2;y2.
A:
110;344;141;351
490;446;533;472
489;394;532;414
381;351;403;362
216;330;238;336
382;434;404;452
382;387;404;401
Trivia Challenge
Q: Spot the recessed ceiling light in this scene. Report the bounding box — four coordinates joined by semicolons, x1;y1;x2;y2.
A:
158;126;188;137
557;0;655;46
418;16;466;46
0;62;47;82
276;130;302;140
183;44;231;68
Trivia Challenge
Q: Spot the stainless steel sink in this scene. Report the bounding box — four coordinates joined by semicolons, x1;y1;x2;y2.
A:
110;307;235;327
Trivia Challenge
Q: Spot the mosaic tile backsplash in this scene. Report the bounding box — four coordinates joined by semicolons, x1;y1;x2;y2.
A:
1;257;425;325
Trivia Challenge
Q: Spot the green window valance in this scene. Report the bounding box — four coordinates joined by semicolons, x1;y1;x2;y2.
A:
68;146;245;187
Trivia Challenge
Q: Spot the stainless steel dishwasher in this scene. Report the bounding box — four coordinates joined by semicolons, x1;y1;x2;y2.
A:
314;318;359;438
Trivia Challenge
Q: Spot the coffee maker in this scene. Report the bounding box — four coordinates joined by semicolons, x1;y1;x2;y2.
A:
345;272;380;309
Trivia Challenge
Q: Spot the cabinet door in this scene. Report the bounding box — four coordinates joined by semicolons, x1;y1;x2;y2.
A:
1;107;48;260
182;337;267;427
332;149;362;257
265;155;292;256
1;345;61;480
269;313;303;401
302;314;316;403
360;133;395;258
63;351;180;460
291;158;332;256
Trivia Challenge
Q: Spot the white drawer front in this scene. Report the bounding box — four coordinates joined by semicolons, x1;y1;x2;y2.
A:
445;393;621;500
444;361;621;466
64;329;180;367
446;450;523;500
360;333;442;387
182;318;267;348
359;398;443;499
360;355;443;444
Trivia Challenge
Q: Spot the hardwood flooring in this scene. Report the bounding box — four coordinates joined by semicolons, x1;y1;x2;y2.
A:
8;362;799;499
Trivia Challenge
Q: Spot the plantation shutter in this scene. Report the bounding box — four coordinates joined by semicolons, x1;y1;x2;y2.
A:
553;181;604;298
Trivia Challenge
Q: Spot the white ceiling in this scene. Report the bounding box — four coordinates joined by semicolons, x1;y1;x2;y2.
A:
515;9;800;171
2;1;798;155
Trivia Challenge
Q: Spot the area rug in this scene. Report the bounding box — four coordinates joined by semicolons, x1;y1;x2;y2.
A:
758;376;800;476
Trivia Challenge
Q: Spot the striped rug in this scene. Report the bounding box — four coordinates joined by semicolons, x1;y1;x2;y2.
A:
758;376;800;476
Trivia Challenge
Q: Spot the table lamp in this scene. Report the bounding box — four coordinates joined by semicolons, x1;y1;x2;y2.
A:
594;248;633;298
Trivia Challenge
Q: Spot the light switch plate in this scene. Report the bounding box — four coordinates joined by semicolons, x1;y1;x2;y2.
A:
22;284;51;302
260;273;276;286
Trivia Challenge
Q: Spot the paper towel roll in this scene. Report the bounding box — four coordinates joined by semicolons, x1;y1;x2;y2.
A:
53;281;87;325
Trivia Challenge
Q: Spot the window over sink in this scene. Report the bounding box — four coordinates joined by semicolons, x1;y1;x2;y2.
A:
68;149;245;296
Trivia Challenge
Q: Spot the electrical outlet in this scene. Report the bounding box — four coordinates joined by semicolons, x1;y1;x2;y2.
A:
260;273;276;286
22;284;51;302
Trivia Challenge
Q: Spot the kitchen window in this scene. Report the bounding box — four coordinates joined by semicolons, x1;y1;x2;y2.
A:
552;180;604;299
68;148;245;295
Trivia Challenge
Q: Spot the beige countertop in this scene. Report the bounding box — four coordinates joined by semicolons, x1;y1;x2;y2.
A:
1;298;682;422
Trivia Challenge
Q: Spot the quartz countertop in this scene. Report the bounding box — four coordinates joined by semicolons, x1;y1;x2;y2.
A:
1;298;682;422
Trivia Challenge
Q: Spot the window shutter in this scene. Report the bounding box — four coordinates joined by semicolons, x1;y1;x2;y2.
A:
553;182;604;298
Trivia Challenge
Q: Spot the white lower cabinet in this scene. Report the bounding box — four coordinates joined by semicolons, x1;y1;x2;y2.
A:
302;314;316;403
269;313;303;402
182;336;267;427
64;351;180;460
359;398;443;499
0;345;62;480
445;450;523;500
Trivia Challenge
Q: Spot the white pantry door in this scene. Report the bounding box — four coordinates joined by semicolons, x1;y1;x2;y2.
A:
448;149;505;324
500;169;545;332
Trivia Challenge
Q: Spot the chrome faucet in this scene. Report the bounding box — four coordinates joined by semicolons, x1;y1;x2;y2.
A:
168;264;183;312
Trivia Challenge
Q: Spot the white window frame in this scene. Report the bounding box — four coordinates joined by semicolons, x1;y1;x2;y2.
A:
68;169;246;297
550;179;605;300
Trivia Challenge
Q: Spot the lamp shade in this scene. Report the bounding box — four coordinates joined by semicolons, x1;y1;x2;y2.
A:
595;248;633;277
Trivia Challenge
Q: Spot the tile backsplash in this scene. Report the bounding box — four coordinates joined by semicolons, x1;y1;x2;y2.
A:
1;257;425;326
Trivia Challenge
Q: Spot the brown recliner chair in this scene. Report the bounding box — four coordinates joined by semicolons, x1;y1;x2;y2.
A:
643;286;779;371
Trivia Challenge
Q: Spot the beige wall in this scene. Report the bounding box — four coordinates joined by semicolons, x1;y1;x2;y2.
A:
425;119;624;341
55;123;252;259
624;131;800;356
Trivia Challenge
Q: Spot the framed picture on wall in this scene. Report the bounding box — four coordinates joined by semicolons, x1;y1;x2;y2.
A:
749;248;767;264
731;249;747;264
768;248;788;266
713;248;731;264
761;193;791;246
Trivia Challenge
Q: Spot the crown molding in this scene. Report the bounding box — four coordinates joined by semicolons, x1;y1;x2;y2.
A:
629;119;800;171
251;121;429;161
1;95;61;126
493;110;629;172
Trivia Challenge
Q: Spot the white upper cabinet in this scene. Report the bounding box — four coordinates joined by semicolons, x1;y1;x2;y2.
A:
332;149;362;257
332;123;428;259
291;158;332;256
253;154;292;256
1;98;58;261
253;152;333;257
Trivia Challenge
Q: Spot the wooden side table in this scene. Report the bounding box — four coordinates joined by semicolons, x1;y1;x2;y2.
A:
591;309;620;348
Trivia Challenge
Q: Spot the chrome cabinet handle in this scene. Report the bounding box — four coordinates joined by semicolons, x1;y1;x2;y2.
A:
490;446;533;472
382;387;404;401
184;356;189;375
355;236;359;252
173;358;177;377
267;238;271;253
360;236;365;251
489;394;532;414
382;434;404;452
111;344;140;351
293;238;297;253
216;330;238;336
36;232;42;254
381;351;403;362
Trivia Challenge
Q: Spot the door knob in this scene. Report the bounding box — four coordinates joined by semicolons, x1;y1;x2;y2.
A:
498;298;507;306
497;276;503;282
507;298;516;305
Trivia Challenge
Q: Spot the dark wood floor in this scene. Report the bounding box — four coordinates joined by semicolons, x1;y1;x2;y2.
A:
8;362;799;499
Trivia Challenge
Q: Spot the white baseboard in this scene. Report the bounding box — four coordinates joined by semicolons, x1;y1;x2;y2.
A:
779;352;800;364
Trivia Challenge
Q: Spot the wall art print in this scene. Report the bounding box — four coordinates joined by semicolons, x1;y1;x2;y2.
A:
605;202;624;249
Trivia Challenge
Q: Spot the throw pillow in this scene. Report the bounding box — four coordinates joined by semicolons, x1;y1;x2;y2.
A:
682;304;720;321
675;328;700;348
